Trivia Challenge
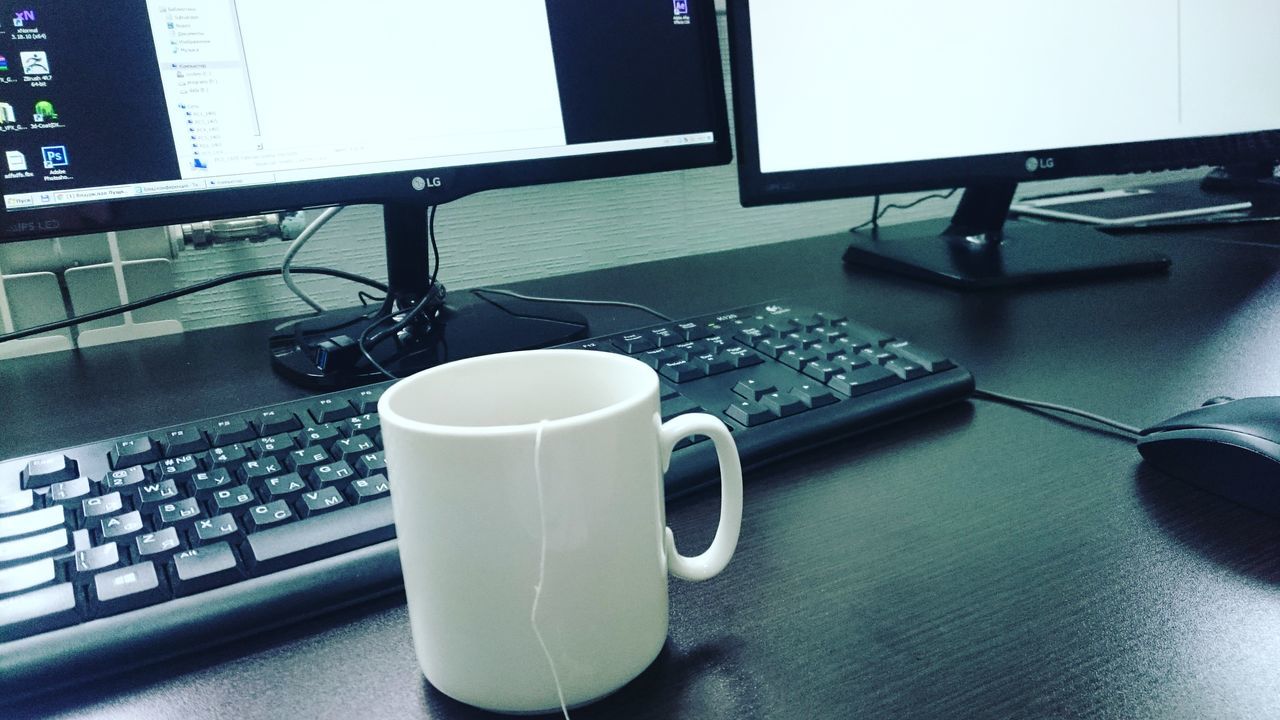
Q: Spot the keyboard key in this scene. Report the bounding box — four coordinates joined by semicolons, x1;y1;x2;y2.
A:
659;359;706;383
762;392;808;418
190;467;235;497
754;338;795;359
192;514;241;545
157;497;203;528
206;443;250;470
342;414;381;438
298;487;346;518
48;477;92;505
803;362;841;383
262;473;309;502
251;433;296;461
843;322;896;347
612;333;656;353
885;359;928;380
134;527;183;562
285;448;331;476
647;326;682;347
99;511;145;543
103;465;148;491
0;557;56;595
309;398;356;425
351;387;384;414
207;418;256;446
156;456;201;482
354;452;387;478
92;562;168;618
346;474;390;504
725;399;775;427
21;455;79;489
0;506;64;541
861;349;897;366
250;410;301;436
239;458;285;484
0;490;35;516
211;486;257;514
636;348;679;369
242;497;394;576
677;321;712;341
161;427;209;458
779;348;821;371
723;346;764;368
0;582;81;641
332;435;377;464
830;365;900;397
690;352;735;376
733;325;769;346
171;543;242;597
659;382;680;400
73;543;120;575
791;383;840;409
311;461;356;488
110;437;160;470
82;492;124;521
245;501;295;532
885;341;956;373
764;318;798;335
733;379;775;401
0;528;70;565
134;480;181;509
297;425;341;451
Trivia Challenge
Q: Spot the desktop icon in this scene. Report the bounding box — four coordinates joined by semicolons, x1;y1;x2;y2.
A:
673;0;689;15
0;102;15;123
20;51;48;75
13;9;34;27
6;150;26;172
0;55;9;72
192;158;207;169
33;100;56;121
40;145;67;169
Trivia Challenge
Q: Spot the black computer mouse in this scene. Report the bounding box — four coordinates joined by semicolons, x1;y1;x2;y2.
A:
1137;396;1280;517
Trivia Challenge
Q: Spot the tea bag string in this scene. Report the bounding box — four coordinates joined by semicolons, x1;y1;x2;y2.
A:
531;419;571;719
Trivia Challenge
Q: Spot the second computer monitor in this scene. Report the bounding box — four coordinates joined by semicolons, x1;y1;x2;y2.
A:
728;0;1280;287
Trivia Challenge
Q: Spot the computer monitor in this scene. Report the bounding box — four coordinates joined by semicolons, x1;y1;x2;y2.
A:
727;1;1280;287
0;1;730;385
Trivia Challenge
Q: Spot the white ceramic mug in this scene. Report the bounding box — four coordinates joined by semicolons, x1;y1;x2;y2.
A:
378;349;743;714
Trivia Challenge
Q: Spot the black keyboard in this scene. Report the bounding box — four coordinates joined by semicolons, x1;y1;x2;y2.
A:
0;300;972;700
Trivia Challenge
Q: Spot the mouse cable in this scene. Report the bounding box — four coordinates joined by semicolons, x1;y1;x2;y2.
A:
852;189;959;233
470;287;673;322
972;388;1143;438
0;267;389;345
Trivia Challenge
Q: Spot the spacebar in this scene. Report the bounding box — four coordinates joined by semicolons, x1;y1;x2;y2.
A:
242;498;395;576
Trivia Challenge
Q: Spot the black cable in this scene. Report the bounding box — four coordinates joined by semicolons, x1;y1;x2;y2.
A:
0;267;388;345
972;388;1143;438
357;205;445;380
471;288;673;322
852;189;959;232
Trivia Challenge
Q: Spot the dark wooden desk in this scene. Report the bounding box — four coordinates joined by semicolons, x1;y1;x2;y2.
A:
6;223;1280;719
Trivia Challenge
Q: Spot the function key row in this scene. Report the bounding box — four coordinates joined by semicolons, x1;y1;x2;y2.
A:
99;388;385;472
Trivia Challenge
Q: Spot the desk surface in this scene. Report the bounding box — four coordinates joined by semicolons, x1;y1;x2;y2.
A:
6;223;1280;719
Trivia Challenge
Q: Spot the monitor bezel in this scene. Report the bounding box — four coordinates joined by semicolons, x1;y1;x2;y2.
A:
727;0;1280;207
0;0;731;242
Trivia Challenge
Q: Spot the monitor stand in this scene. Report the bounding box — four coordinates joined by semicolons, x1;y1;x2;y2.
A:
270;203;588;390
1201;162;1280;208
841;182;1171;289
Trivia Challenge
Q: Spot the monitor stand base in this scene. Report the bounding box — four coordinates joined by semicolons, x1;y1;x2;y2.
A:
843;218;1171;290
269;289;589;390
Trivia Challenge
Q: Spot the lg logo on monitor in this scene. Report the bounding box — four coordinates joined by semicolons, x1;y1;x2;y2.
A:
1025;156;1055;173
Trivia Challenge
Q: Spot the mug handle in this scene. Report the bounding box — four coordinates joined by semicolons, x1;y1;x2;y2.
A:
658;413;743;582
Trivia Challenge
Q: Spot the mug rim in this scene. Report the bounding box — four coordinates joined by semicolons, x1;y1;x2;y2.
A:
376;348;659;437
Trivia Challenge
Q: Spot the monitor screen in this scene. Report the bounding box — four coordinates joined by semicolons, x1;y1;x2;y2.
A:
0;0;729;240
731;0;1280;205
